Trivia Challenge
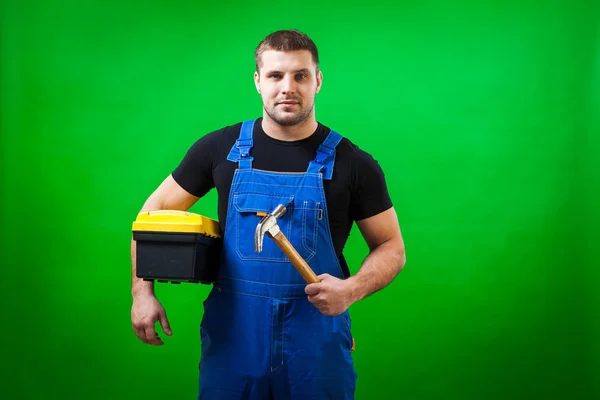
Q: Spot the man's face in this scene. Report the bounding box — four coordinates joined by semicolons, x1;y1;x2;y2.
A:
254;50;322;127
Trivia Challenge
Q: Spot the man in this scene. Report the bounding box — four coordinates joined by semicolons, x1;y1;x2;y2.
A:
131;29;406;399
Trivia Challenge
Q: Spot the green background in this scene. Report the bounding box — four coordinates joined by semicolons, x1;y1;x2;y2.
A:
1;0;598;399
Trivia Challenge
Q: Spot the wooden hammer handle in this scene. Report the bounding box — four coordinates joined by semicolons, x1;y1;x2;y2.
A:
271;231;320;284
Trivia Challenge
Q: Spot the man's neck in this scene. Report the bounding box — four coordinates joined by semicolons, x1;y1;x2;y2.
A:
261;115;318;142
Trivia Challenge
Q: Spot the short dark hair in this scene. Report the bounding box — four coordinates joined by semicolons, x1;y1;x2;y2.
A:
254;30;319;72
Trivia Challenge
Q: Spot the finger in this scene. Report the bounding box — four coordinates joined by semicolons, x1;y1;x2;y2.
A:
317;273;332;281
312;301;330;315
308;297;326;313
133;325;150;345
307;293;327;307
159;311;172;336
319;308;333;316
144;324;164;346
305;283;323;296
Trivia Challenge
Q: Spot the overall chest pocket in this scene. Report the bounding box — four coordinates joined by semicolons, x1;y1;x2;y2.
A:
232;193;320;263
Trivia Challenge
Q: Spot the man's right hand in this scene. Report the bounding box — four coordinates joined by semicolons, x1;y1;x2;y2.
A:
131;293;172;346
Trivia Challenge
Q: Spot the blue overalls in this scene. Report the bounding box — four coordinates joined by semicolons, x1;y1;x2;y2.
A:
198;119;357;399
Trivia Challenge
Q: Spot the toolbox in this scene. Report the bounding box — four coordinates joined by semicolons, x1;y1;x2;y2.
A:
132;210;222;284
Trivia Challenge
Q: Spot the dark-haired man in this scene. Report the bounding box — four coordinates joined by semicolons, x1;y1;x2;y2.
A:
131;29;406;399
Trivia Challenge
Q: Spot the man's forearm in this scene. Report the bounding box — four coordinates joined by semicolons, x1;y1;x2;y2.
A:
346;239;406;303
131;237;154;298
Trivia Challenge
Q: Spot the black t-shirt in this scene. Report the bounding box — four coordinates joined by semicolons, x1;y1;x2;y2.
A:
171;118;393;268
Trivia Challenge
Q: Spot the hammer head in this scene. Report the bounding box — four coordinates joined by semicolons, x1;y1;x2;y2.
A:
255;204;287;253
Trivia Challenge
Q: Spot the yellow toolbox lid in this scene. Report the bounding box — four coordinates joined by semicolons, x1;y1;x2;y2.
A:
132;210;221;238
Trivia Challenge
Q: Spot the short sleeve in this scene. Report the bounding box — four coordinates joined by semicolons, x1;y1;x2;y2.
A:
349;150;393;221
171;133;217;198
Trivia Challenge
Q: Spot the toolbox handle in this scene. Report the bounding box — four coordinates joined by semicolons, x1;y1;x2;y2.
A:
146;210;191;216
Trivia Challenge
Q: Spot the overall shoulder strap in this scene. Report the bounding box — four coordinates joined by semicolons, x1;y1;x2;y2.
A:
306;130;343;180
226;120;255;169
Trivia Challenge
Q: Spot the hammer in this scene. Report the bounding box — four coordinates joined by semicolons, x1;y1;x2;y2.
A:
255;204;320;284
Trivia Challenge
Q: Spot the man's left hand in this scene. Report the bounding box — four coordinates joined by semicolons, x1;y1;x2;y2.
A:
305;274;354;316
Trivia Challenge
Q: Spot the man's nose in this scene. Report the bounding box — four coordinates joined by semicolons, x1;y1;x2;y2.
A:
280;75;296;94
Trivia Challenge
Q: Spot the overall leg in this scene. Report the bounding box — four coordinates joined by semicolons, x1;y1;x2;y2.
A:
198;288;273;400
270;299;357;400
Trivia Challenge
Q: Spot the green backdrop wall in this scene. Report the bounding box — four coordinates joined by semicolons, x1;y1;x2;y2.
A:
1;0;598;399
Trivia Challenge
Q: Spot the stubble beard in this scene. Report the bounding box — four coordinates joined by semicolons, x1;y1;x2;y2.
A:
264;99;315;127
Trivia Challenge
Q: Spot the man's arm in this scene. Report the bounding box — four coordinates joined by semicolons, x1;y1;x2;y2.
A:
131;174;200;345
131;174;200;298
346;206;406;303
305;206;406;315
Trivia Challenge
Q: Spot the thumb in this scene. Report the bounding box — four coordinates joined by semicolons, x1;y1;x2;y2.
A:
305;283;322;296
159;310;172;336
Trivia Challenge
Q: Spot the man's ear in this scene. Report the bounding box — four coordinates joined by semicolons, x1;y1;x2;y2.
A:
254;71;260;93
316;70;323;94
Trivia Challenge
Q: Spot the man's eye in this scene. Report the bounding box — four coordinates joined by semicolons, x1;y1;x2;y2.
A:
296;74;306;80
270;74;281;79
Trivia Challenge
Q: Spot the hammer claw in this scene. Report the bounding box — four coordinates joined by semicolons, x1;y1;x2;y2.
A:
255;221;264;252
